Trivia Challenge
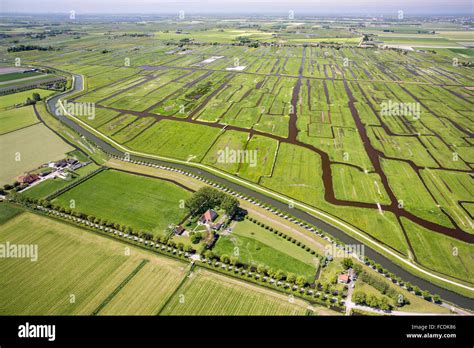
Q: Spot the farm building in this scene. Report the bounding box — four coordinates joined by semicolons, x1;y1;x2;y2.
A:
18;173;40;184
199;209;218;224
337;274;350;284
174;225;186;235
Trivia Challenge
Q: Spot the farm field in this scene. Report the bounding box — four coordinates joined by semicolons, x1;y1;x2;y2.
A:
0;88;55;109
52;169;192;236
160;268;311;315
0;71;43;82
0;105;39;134
96;259;188;315
0;207;189;315
0;204;335;316
0;122;74;185
213;219;317;280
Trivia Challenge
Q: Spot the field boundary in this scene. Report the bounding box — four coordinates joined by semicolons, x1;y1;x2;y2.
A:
91;259;149;315
45;166;105;200
155;263;195;315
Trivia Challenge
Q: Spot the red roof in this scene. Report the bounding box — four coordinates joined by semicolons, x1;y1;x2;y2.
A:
338;274;349;283
202;209;217;222
18;174;40;184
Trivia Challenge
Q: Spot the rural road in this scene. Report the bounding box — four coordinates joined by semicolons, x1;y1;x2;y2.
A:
45;73;474;311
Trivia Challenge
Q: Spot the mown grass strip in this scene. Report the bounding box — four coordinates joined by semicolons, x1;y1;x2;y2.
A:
91;259;149;315
155;263;195;316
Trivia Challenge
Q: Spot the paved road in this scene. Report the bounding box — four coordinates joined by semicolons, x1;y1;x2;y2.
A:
45;73;474;311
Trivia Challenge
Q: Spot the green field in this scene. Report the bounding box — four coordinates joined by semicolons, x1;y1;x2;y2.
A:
160;268;310;315
213;219;317;280
0;89;56;109
0;71;42;82
96;259;188;315
0;203;23;224
126;120;222;162
332;164;390;204
0;105;39;134
0;122;74;185
403;218;474;282
52;169;192;236
0;206;188;315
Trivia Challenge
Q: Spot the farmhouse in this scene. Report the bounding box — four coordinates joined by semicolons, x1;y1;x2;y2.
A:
337;274;350;284
338;268;357;284
199;209;218;224
18;173;40;184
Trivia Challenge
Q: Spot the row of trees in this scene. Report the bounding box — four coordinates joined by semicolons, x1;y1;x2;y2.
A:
359;271;410;307
7;44;56;52
202;250;308;286
246;215;318;255
353;291;392;311
199;256;344;309
362;256;440;303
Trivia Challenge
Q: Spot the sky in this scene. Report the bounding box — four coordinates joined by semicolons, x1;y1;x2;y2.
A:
1;0;472;15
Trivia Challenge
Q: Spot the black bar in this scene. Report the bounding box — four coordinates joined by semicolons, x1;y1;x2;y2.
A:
0;316;471;346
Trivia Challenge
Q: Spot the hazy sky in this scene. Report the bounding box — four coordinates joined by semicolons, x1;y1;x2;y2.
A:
1;0;472;15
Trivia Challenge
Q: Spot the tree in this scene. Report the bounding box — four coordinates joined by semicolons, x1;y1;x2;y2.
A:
220;254;230;264
432;294;441;303
379;297;391;311
220;194;239;216
296;276;306;287
256;264;266;274
421;290;431;301
352;263;362;275
341;257;353;269
367;295;379;308
287;273;296;284
204;250;214;260
25;97;36;105
185;187;224;215
32;92;41;101
190;232;202;244
229;256;238;266
353;291;366;305
267;268;275;278
274;269;285;281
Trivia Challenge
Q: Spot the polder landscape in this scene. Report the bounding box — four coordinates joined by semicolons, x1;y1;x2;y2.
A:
0;7;473;319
